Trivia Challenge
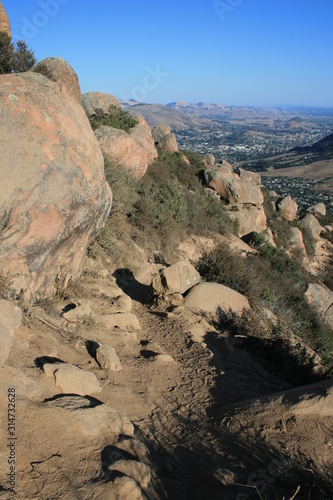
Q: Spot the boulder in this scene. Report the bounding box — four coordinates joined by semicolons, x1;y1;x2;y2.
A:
203;153;215;167
33;57;81;103
286;227;308;263
234;167;262;186
0;330;13;368
0;300;22;367
277;195;298;221
48;395;134;437
96;344;122;372
62;301;91;323
107;294;132;314
0;299;22;333
97;312;141;331
0;71;112;302
116;436;149;462
95;126;149;180
205;167;264;206
205;168;239;202
112;477;146;500
229;205;267;238
218;159;234;173
108;460;151;490
159;133;179;154
152;261;201;296
0;1;11;38
308;203;326;218
152;125;179;154
178;236;216;262
269;190;279;201
185;282;250;319
152;125;171;143
260;228;277;248
73;405;134;437
299;214;324;240
81;91;119;116
42;362;102;396
305;283;333;321
221;235;257;256
130;114;158;163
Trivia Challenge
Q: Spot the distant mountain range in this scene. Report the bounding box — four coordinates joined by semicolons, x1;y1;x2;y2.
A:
120;100;329;132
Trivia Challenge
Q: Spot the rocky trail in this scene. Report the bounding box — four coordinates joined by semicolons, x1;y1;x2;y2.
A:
1;252;333;499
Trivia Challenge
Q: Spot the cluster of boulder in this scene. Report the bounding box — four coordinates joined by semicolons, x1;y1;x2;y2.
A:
82;93;179;180
204;155;267;238
151;259;250;321
203;153;331;272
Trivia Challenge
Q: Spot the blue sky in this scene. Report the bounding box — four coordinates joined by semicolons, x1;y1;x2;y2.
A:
5;0;333;107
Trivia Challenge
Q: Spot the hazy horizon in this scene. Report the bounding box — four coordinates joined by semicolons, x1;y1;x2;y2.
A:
5;0;333;108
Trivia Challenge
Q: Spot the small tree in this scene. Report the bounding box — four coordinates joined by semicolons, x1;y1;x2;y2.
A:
0;33;13;74
0;33;36;74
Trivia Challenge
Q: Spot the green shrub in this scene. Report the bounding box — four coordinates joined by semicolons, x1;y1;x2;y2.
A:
197;243;333;371
89;105;138;133
0;33;36;74
132;153;232;246
0;271;12;299
31;61;55;81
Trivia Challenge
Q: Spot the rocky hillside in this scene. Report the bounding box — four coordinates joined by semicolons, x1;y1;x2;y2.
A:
0;3;332;499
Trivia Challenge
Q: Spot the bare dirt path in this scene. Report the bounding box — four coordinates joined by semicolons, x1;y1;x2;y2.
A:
115;270;333;499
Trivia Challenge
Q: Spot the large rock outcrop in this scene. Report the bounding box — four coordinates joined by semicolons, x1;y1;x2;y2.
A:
277;195;298;221
229;205;267;238
151;261;201;296
305;283;333;328
0;1;11;38
185;282;250;319
0;71;112;301
205;165;264;206
33;57;81;103
81;91;119;115
89;100;158;180
152;125;179;154
95;126;150;180
299;214;324;240
205;164;266;237
130;114;158;163
286;227;308;263
308;203;326;218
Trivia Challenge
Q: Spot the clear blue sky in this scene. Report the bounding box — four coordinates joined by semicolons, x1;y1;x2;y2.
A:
5;0;333;107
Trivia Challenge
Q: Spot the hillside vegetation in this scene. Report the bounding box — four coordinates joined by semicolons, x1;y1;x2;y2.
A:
89;150;333;377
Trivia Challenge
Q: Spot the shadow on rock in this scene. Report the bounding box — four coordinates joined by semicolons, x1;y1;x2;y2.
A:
113;268;150;304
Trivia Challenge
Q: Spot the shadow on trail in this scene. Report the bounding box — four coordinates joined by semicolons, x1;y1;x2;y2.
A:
141;330;332;499
113;268;150;304
141;388;333;500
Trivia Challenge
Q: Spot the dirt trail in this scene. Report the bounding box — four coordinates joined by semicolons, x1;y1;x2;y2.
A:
115;269;333;499
1;260;332;499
